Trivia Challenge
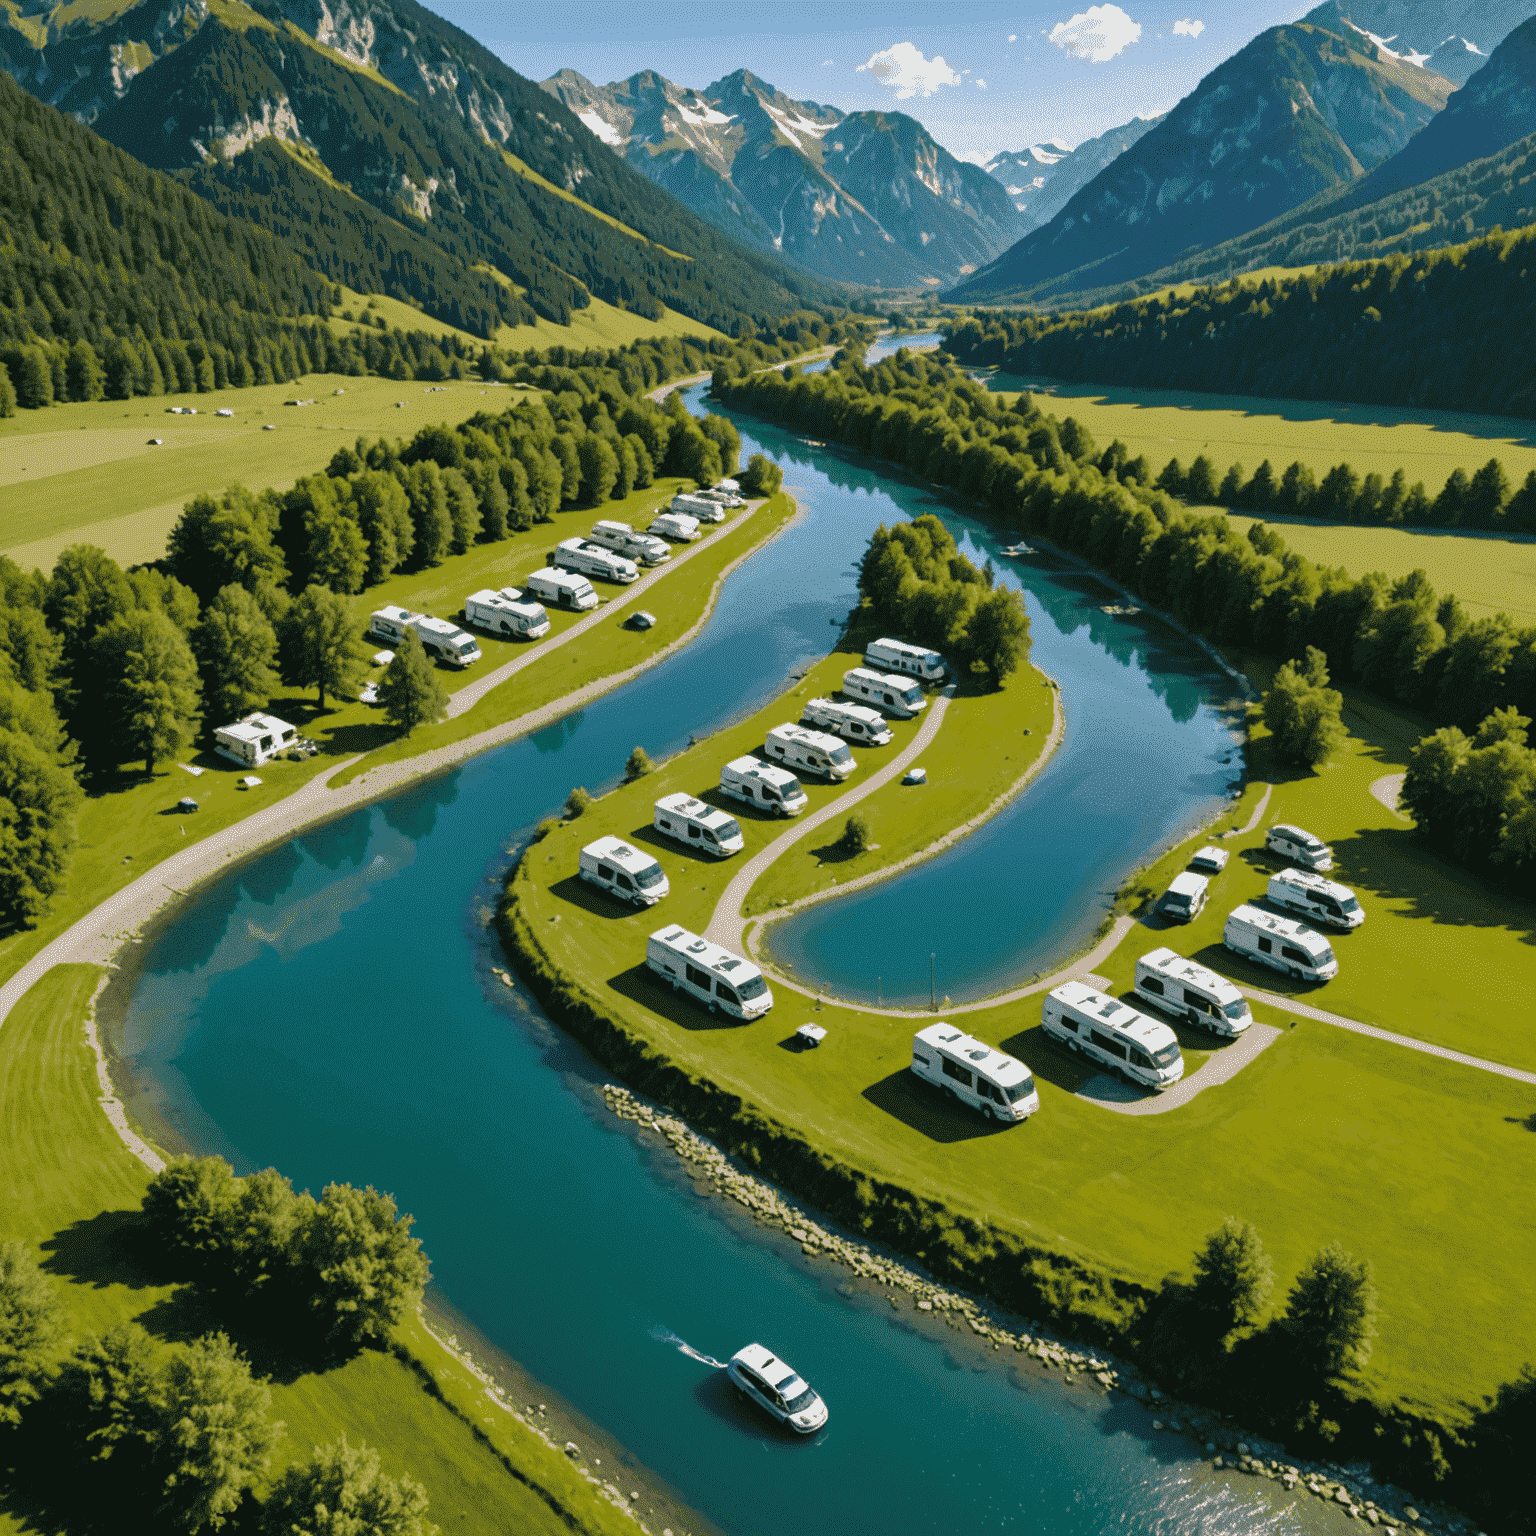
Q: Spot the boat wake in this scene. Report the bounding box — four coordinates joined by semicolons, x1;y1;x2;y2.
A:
650;1326;726;1369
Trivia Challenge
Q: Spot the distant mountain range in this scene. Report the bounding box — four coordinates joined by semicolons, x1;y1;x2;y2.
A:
541;67;1026;288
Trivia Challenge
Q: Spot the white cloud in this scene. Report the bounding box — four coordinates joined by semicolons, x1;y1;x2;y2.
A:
1173;17;1205;37
1047;4;1142;62
821;57;833;66
857;41;962;98
1008;32;1017;41
976;78;987;87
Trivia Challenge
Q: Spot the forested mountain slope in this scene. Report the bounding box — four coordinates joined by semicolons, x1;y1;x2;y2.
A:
540;66;1025;288
952;11;1454;304
0;0;824;334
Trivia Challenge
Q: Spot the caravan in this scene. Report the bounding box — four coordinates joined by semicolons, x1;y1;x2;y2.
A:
1265;823;1334;871
841;667;925;718
1041;983;1185;1091
720;756;807;816
864;637;947;683
368;605;422;646
411;615;482;667
578;835;669;906
525;567;599;612
671;491;727;523
645;925;773;1019
800;697;892;746
1133;948;1252;1036
1224;904;1338;982
652;793;744;856
649;511;701;543
553;538;638;585
1159;871;1209;923
1266;869;1364;929
463;588;551;640
588;520;670;566
763;723;855;782
910;1024;1039;1122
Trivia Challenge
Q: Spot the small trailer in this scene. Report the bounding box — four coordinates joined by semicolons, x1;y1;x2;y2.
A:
463;588;551;639
864;637;947;683
910;1023;1039;1122
214;712;297;767
525;567;599;611
588;519;670;566
763;723;855;782
671;491;726;523
800;696;892;745
841;667;925;719
579;835;669;906
1224;903;1338;982
720;755;807;816
645;925;774;1019
1133;947;1251;1036
652;793;744;856
1041;983;1185;1091
553;538;638;585
649;511;701;543
1266;869;1363;929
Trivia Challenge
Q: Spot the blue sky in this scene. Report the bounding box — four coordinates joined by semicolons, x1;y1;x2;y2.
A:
430;0;1313;162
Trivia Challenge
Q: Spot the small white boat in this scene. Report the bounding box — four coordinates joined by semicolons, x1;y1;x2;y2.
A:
999;543;1035;557
727;1344;828;1434
1100;604;1140;616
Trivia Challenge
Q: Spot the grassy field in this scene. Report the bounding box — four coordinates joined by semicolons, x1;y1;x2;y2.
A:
0;965;649;1536
509;653;1536;1430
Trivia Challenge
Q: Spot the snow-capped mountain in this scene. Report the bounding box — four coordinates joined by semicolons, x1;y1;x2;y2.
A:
985;116;1164;235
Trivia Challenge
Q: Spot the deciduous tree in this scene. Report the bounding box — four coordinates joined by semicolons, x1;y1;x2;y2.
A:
261;1436;435;1536
92;608;201;772
1283;1241;1377;1376
297;1186;430;1349
1191;1218;1273;1336
378;631;447;738
0;725;82;924
282;587;367;709
0;1240;63;1426
196;586;278;725
1261;646;1344;767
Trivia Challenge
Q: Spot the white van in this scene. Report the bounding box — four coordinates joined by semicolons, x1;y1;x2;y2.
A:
1160;871;1209;923
553;537;638;585
578;835;669;906
412;614;482;667
368;605;421;646
1266;869;1364;930
842;667;925;718
864;637;947;683
800;697;892;746
1041;982;1185;1091
652;793;744;857
645;925;773;1019
1224;903;1338;982
588;519;670;566
1266;823;1334;871
720;755;807;816
1133;947;1252;1037
699;486;746;508
464;587;551;640
525;567;599;612
763;723;855;782
672;491;726;523
649;511;701;543
910;1023;1039;1122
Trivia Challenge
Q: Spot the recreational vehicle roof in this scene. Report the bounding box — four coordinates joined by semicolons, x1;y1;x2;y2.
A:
583;835;656;868
914;1023;1032;1087
1048;982;1175;1049
650;926;764;983
1139;947;1234;996
216;712;294;747
654;792;738;829
373;605;418;624
725;754;800;788
1228;903;1324;941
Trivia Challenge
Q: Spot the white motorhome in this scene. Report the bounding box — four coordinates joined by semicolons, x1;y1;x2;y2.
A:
649;511;700;543
909;1023;1039;1122
694;486;746;509
864;637;947;683
763;723;855;782
214;712;297;767
652;793;744;857
1265;823;1334;871
1041;982;1185;1091
671;491;726;523
588;519;670;566
463;587;550;640
1160;871;1209;923
525;567;599;611
368;605;422;646
553;537;638;585
1133;947;1252;1037
842;667;925;718
645;925;773;1019
412;615;482;667
1224;903;1338;982
720;755;808;816
1266;869;1364;929
800;697;892;746
578;835;669;906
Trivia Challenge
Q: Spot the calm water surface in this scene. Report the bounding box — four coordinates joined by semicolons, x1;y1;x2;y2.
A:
108;362;1322;1534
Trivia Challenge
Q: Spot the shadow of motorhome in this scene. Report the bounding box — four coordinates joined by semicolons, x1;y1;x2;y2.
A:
608;965;746;1032
861;1069;1018;1143
550;875;646;921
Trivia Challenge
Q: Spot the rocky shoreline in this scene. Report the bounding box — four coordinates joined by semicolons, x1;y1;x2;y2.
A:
594;1080;1491;1536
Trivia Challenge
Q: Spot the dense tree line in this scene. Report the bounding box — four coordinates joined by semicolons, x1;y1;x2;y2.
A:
943;225;1536;422
714;348;1536;873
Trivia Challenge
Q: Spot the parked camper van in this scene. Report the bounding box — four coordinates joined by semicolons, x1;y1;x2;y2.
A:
588;520;670;566
1160;871;1209;923
368;605;421;646
671;491;726;523
463;588;550;640
645;925;773;1019
763;723;855;782
864;637;947;683
649;511;700;543
1266;869;1363;929
578;835;669;907
1224;904;1338;982
800;697;892;746
910;1023;1039;1122
652;793;744;856
411;615;482;667
553;538;638;585
1265;823;1334;871
841;668;925;718
720;755;808;816
1041;983;1185;1091
525;567;599;611
1133;948;1252;1036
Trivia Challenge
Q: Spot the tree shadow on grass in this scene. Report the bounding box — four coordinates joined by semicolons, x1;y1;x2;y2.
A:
318;721;399;757
606;965;743;1032
550;874;644;921
861;1070;1016;1144
39;1210;161;1293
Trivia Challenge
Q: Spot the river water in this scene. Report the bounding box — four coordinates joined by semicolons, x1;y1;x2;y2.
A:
105;341;1325;1534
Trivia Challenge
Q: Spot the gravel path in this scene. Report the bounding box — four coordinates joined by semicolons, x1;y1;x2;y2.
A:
1369;773;1407;816
1073;1023;1284;1115
1223;781;1272;837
